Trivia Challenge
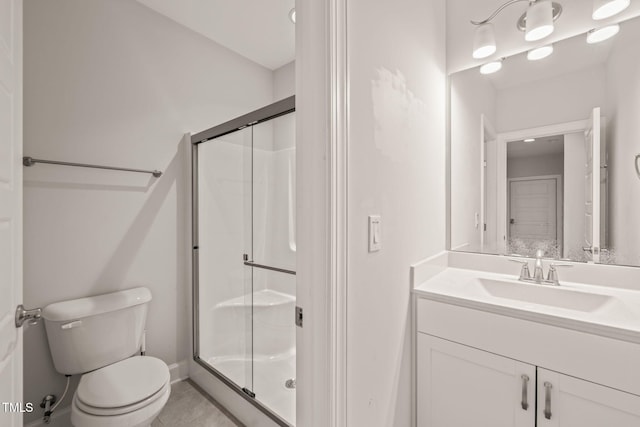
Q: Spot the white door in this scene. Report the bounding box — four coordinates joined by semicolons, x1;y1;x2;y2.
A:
0;0;23;426
537;369;640;427
417;334;535;427
509;178;558;245
584;107;601;262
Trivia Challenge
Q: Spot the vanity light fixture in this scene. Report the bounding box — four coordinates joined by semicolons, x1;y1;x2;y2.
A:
587;24;620;43
527;44;554;60
525;0;555;41
289;8;296;24
524;138;536;142
480;60;503;75
471;0;562;59
592;0;630;20
473;23;497;59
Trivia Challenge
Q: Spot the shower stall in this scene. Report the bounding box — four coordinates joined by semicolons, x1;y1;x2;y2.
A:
191;96;296;426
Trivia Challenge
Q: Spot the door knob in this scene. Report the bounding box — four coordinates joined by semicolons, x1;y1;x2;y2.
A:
15;305;42;328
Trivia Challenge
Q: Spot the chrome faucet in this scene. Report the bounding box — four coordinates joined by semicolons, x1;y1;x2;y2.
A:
533;249;545;283
509;250;571;286
509;258;531;281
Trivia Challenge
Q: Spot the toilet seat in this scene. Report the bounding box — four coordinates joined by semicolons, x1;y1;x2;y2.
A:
75;356;170;416
71;383;170;427
75;381;170;416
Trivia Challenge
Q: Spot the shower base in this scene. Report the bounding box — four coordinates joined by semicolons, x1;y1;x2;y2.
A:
208;351;296;426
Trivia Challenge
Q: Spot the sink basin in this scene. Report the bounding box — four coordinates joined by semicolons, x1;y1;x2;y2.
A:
477;278;613;312
414;266;640;343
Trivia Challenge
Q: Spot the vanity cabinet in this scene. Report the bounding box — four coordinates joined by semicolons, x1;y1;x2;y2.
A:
417;334;535;427
417;333;640;427
536;368;640;426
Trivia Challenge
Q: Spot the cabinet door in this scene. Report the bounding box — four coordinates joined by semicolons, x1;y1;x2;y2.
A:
417;334;535;427
537;368;640;427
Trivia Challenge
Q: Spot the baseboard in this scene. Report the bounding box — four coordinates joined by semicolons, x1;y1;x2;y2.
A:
169;358;190;384
24;406;71;427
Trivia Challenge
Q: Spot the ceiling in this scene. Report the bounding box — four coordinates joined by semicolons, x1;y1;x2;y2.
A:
447;0;640;74
508;135;565;159
135;0;295;70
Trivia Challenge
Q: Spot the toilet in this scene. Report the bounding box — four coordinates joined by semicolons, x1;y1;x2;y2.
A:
42;287;170;427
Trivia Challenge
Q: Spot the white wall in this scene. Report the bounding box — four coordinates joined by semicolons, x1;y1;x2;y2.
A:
450;68;497;251
274;61;295;102
22;0;276;423
496;66;606;133
507;153;563;179
605;24;640;266
346;0;446;426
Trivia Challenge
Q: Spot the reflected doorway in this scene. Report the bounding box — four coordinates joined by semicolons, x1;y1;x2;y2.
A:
506;136;564;257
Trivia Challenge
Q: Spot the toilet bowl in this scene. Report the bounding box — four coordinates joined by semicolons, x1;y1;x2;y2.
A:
71;356;170;427
42;288;170;427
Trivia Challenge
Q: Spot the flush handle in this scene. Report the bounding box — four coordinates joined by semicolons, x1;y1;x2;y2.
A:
544;381;553;420
61;320;83;330
520;374;529;410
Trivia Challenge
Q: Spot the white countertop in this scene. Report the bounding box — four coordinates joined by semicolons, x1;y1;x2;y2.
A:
413;266;640;344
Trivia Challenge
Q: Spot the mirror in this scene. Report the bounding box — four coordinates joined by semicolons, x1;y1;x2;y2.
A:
449;4;640;267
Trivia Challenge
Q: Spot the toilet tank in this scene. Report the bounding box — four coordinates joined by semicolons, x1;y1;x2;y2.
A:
42;287;152;375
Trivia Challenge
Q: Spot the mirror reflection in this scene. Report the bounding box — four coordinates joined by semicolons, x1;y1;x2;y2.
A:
450;10;640;267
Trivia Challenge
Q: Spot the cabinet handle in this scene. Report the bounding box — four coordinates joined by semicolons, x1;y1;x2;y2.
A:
520;374;529;410
544;381;553;420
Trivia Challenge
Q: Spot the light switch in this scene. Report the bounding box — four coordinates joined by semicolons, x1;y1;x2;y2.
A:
369;215;382;252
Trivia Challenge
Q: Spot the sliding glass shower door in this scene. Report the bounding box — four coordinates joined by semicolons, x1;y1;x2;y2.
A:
193;97;296;427
250;114;296;424
196;127;254;394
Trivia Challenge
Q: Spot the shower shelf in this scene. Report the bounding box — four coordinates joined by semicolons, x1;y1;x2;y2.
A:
215;289;295;309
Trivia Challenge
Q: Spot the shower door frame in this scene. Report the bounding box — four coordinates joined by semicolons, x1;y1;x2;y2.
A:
191;95;295;427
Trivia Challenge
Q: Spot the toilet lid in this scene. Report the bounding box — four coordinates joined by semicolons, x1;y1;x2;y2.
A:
77;356;169;409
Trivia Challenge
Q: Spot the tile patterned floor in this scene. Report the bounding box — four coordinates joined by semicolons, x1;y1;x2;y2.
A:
152;380;243;427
